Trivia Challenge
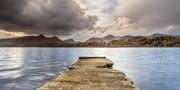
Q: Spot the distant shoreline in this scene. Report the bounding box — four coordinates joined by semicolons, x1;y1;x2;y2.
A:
0;46;179;48
0;34;179;47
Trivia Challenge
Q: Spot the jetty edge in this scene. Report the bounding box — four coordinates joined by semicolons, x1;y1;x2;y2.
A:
39;57;139;90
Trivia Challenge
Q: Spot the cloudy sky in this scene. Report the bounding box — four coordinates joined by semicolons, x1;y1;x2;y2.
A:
0;0;180;40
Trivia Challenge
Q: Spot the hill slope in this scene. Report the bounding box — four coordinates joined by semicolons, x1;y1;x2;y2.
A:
0;34;64;47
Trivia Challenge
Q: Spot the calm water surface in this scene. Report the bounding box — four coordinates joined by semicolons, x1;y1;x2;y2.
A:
0;48;180;90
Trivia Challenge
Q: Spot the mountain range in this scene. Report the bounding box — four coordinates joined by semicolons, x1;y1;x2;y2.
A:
86;33;171;42
0;33;179;47
87;34;121;42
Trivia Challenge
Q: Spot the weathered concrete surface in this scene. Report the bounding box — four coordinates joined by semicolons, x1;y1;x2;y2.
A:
40;57;139;90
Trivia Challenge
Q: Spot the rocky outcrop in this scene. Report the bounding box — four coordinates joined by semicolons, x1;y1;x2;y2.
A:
40;57;139;90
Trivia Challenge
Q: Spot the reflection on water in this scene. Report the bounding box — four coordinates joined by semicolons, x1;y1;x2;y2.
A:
0;48;74;90
0;48;180;90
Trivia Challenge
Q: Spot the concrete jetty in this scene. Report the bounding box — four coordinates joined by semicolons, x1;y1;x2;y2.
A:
40;57;139;90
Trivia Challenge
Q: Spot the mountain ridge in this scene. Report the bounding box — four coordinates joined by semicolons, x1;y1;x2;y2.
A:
0;34;64;47
0;33;179;47
86;33;173;42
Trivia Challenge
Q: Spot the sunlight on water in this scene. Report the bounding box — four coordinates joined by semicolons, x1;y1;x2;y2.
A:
0;48;180;90
0;48;24;79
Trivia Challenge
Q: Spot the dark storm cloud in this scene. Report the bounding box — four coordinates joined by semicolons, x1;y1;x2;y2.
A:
0;0;27;28
0;0;97;35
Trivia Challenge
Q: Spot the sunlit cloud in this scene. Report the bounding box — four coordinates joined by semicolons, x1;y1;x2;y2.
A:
80;0;180;37
0;29;26;38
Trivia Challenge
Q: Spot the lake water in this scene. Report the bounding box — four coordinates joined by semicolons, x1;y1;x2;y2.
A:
0;48;180;90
